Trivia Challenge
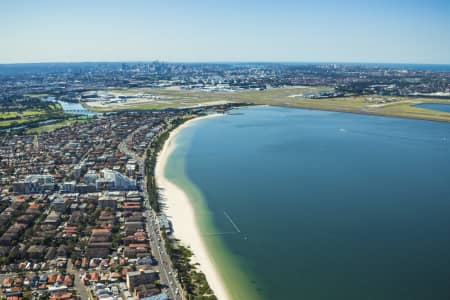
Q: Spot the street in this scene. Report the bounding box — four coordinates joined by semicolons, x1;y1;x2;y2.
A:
119;130;185;300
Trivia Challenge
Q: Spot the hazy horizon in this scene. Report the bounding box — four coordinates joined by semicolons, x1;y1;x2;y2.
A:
1;60;450;66
1;0;449;64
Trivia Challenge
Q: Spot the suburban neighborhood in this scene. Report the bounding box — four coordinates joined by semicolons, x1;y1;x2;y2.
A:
0;104;237;300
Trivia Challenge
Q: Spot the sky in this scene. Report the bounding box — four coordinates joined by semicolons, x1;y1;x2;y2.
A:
1;0;449;64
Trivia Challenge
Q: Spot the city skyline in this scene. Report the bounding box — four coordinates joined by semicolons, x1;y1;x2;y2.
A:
1;0;450;64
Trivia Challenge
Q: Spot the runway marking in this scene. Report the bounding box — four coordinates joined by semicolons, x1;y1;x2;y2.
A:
223;211;241;233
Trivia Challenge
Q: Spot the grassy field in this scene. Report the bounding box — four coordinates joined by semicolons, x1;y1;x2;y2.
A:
0;102;66;128
23;93;50;98
82;87;450;122
83;86;330;111
280;96;450;122
26;117;89;134
0;109;51;119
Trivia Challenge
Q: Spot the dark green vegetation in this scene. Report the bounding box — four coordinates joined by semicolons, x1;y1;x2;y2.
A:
145;127;170;213
144;115;197;212
164;234;216;300
144;114;217;300
0;98;68;129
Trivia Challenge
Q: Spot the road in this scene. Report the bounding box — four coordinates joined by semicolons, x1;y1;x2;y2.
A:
67;259;89;300
119;126;185;300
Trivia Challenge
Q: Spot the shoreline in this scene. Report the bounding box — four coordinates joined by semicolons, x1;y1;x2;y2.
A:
154;114;232;300
267;103;450;124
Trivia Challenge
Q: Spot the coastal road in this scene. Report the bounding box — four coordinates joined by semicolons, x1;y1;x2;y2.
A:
142;170;185;300
119;127;185;300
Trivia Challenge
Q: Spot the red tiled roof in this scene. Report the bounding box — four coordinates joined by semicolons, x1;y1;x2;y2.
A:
28;202;41;209
48;274;57;284
56;274;64;283
14;195;26;202
3;277;14;286
90;272;99;281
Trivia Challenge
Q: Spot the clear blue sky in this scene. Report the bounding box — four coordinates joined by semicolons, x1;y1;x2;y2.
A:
1;0;449;64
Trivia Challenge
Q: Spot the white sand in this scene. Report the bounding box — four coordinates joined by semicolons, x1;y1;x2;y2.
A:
155;114;232;300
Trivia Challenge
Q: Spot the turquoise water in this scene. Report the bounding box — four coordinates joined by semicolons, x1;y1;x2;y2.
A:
168;106;450;300
416;103;450;113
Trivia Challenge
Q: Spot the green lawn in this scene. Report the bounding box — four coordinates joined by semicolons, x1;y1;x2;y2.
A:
0;102;66;128
23;93;50;98
26;118;88;134
0;111;19;118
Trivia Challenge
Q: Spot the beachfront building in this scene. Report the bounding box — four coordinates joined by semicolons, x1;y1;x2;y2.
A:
126;270;159;290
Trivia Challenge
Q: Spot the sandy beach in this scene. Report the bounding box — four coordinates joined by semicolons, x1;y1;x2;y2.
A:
155;114;232;300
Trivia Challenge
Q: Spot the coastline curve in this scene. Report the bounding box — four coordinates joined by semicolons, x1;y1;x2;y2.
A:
154;114;233;300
